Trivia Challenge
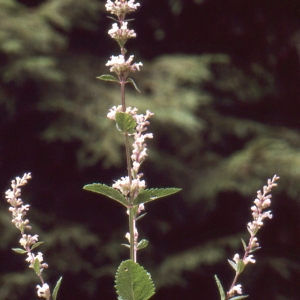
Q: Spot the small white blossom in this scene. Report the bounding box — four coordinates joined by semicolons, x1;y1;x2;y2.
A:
233;253;240;264
243;254;256;265
228;284;243;296
36;283;50;299
107;105;123;120
108;22;136;41
105;0;140;17
106;55;143;77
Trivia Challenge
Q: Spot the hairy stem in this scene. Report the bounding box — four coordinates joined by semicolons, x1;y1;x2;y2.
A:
120;75;135;262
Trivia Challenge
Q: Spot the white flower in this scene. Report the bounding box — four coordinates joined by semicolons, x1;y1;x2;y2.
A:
107;105;123;120
229;284;242;296
243;254;256;265
36;283;50;298
250;237;259;248
108;22;136;40
233;253;240;264
128;0;140;10
105;0;140;16
106;55;142;76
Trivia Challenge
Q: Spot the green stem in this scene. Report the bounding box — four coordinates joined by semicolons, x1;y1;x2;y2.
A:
120;76;135;262
129;207;136;262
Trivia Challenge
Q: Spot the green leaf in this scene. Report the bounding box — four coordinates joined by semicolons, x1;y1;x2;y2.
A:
121;244;131;249
136;213;147;221
133;188;181;206
52;276;63;300
241;238;247;251
137;239;149;250
12;248;27;254
31;241;44;251
214;275;226;300
228;259;237;272
236;259;245;274
249;246;261;253
83;183;127;207
33;258;41;275
229;296;249;299
115;260;155;300
115;112;137;134
127;78;141;93
97;74;119;82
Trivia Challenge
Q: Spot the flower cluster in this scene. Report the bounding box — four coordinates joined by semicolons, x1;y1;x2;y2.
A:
105;0;140;19
105;0;142;80
106;55;143;78
108;106;154;200
108;22;136;48
226;175;279;299
5;173;32;233
5;173;50;299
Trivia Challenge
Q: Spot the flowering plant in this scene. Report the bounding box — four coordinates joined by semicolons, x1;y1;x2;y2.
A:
215;175;280;300
83;0;181;298
5;173;62;299
4;1;280;300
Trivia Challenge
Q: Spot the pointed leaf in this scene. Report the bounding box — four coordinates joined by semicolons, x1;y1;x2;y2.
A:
115;112;137;134
31;241;44;251
236;259;245;274
97;74;119;82
121;244;131;249
228;259;237;272
127;78;141;93
52;276;63;300
107;16;119;22
33;258;41;275
12;248;27;254
229;296;249;300
134;188;181;205
136;213;147;221
83;183;127;207
241;238;247;251
137;239;149;250
115;260;155;300
214;275;226;300
249;246;261;253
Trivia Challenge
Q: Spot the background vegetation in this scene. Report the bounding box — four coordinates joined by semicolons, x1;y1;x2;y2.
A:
1;0;300;299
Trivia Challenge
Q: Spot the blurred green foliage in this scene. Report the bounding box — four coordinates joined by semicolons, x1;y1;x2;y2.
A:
1;0;300;300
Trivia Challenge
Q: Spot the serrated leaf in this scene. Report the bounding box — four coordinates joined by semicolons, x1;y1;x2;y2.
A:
115;112;137;134
228;259;237;272
229;296;249;299
115;260;155;300
33;257;41;275
214;275;226;300
137;239;148;250
31;241;44;251
12;248;27;254
83;183;127;207
52;276;62;300
133;188;181;205
127;78;141;93
241;238;247;251
97;74;119;82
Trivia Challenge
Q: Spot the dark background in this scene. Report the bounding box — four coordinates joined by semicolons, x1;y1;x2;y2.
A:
1;0;300;299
